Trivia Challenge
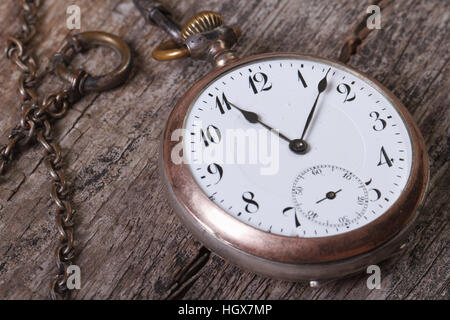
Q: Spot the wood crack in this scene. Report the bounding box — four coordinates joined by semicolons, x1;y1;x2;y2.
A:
164;246;211;300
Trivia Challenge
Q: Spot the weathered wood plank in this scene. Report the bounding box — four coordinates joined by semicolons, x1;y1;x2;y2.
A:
0;0;448;300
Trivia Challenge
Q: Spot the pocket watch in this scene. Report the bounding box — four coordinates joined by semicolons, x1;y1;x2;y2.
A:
134;0;429;282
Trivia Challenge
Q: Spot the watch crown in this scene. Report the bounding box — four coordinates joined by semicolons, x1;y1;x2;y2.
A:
181;11;224;41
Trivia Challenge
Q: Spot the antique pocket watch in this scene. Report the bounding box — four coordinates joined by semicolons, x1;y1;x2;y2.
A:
135;1;429;283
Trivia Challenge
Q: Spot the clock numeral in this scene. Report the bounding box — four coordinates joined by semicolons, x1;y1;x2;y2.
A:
249;72;272;94
292;186;303;195
357;196;366;205
343;172;352;180
311;168;323;175
206;163;223;184
242;191;259;214
377;146;394;167
282;206;294;216
306;210;318;219
365;178;382;202
297;70;308;88
370;188;382;202
282;206;301;228
294;213;301;228
200;125;221;147
338;216;351;225
337;83;356;103
215;93;232;114
370;111;387;131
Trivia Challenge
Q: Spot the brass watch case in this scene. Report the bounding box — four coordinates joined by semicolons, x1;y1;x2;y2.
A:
160;53;429;281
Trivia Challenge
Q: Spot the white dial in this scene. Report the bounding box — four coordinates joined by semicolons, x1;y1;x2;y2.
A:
182;56;413;238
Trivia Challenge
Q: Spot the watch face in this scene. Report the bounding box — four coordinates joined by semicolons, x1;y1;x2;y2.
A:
182;56;413;238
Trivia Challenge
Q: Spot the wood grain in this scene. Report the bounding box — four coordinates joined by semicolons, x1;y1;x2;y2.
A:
0;0;448;300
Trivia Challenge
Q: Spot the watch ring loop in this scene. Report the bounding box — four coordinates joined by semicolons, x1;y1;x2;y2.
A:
152;39;190;61
53;31;133;93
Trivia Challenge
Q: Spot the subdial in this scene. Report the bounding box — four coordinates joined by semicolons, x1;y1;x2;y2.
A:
292;165;369;229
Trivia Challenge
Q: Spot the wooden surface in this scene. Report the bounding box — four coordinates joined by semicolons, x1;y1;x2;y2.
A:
0;0;448;300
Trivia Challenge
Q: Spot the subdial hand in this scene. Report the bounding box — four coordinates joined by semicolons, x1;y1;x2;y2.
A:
228;101;293;144
316;189;342;204
290;68;331;154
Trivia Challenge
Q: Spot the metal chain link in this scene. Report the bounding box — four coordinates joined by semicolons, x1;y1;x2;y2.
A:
1;0;87;300
1;0;40;174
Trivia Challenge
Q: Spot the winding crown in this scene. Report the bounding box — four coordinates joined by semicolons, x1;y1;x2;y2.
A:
181;11;224;41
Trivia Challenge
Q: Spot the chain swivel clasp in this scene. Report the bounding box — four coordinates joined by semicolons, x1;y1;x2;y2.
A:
153;11;241;68
52;31;132;97
134;0;241;68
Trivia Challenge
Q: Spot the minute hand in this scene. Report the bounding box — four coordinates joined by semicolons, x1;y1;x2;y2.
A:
299;68;331;141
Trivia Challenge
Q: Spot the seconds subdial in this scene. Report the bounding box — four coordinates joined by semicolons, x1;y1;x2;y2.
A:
292;165;369;231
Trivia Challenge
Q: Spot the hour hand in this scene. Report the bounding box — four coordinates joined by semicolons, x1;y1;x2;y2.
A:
228;101;293;143
229;102;259;124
